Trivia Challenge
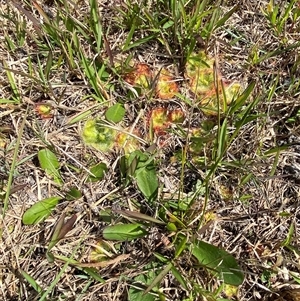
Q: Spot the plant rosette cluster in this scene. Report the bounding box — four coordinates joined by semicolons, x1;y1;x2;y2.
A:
185;51;242;115
155;69;179;99
124;63;152;90
148;107;184;146
82;119;140;153
35;103;54;119
124;63;178;100
115;129;141;154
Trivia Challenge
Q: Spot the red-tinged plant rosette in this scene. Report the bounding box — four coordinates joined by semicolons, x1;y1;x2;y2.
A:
185;51;242;115
35;103;54;119
156;69;179;100
167;109;185;123
124;63;152;89
115;129;141;154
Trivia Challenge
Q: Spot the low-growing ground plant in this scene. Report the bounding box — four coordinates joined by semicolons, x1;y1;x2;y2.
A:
1;0;300;301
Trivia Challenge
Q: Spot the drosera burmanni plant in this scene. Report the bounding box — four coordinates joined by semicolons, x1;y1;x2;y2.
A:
2;0;300;300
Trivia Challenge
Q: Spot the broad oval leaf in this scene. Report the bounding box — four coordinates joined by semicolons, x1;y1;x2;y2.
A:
191;240;244;286
103;223;148;241
135;166;158;202
22;196;61;225
87;162;107;182
105;103;125;123
38;149;62;184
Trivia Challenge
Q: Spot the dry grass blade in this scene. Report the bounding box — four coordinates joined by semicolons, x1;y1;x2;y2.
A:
1;107;28;219
113;209;165;225
267;289;300;301
74;253;131;268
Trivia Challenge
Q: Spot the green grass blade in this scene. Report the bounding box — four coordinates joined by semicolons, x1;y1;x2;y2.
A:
228;81;256;115
3;61;20;102
215;5;239;29
216;118;228;160
1;108;28;220
89;0;102;52
19;269;44;294
144;262;173;295
79;48;102;99
38;237;86;301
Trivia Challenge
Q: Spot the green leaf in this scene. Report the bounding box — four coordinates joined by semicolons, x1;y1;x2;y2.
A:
123;34;157;51
46;251;55;263
105;103;125;123
135;166;158;202
216;118;228;159
153;252;169;263
263;145;289;156
215;5;239;29
103;223;148;241
38;149;62;184
129;262;159;301
48;213;77;251
81;267;105;283
281;223;295;247
79;51;102;99
228;81;256;115
174;235;187;259
170;265;188;290
66;187;82;200
166;222;177;231
22;196;61;225
191;240;244;286
127;150;149;166
87;162;107;182
19;269;43;293
67;109;93;125
126;150;149;177
163;20;174;29
144;262;172;295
